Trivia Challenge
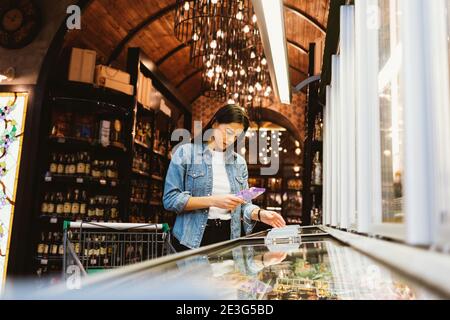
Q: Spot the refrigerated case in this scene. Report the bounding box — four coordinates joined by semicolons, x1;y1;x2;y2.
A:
44;226;446;300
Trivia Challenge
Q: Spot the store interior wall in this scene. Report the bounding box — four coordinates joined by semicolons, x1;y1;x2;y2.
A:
0;0;73;85
192;94;306;143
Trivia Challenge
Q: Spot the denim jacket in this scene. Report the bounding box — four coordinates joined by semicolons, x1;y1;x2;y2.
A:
163;143;259;249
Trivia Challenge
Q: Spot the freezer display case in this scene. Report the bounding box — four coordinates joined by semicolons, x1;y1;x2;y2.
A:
51;226;446;300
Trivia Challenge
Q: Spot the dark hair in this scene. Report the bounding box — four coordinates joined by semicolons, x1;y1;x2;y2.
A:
204;104;250;133
193;104;250;144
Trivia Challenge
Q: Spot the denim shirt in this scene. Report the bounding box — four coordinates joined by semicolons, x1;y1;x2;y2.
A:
163;143;259;249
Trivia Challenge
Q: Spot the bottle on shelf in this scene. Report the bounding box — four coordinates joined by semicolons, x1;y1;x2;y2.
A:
76;152;86;175
87;197;96;221
314;113;323;142
49;153;58;174
47;193;55;216
63;190;73;218
57;154;65;175
312;152;322;186
55;192;64;216
41;193;49;215
79;190;87;220
71;189;81;219
36;232;46;258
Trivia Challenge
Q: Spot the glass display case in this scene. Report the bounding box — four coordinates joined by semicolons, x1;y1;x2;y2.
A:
54;226;444;300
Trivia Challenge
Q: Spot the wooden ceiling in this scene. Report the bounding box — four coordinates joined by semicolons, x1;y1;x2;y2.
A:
64;0;330;104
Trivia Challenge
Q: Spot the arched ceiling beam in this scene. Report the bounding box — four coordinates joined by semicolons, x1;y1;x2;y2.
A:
176;69;203;88
283;4;326;35
287;40;308;55
156;40;194;66
107;3;177;64
289;65;307;77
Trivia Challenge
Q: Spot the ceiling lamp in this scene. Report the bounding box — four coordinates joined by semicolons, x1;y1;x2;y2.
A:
252;0;291;104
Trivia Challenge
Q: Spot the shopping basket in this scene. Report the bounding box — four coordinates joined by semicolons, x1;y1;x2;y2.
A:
63;221;175;277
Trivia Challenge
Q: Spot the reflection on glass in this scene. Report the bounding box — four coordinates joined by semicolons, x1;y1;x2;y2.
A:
162;239;439;300
378;0;404;223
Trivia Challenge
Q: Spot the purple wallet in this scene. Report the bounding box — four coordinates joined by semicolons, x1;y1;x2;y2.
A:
236;187;266;202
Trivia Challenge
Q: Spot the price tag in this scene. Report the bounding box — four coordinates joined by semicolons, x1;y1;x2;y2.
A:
45;176;52;182
50;217;58;224
76;178;84;184
90;259;97;265
100;179;107;185
41;259;48;265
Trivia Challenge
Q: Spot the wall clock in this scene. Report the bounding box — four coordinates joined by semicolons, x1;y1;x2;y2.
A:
0;0;41;49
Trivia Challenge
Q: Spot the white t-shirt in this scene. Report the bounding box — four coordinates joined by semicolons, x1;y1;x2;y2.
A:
208;150;232;220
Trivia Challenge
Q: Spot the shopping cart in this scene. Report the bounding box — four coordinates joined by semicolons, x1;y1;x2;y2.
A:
63;221;175;278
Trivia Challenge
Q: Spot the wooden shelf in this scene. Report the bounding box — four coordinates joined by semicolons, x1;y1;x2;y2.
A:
49;136;127;152
130;198;148;205
50;81;134;112
134;139;151;150
151;175;163;181
153;149;166;157
44;174;120;187
132;168;151;178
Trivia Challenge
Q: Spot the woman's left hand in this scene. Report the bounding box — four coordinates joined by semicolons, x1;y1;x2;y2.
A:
260;210;286;228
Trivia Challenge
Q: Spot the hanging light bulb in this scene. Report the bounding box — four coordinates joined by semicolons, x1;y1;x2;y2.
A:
227;70;234;77
255;82;262;91
192;33;199;41
248;95;252;101
250;51;256;59
210;40;217;49
256;66;261;73
237;80;242;86
243;25;250;33
261;58;267;65
295;148;301;155
206;60;212;68
236;11;243;20
228;49;233;56
252;14;257;23
240;69;245;76
228;99;236;104
184;1;190;11
211;0;218;5
234;93;239;99
216;30;224;38
207;69;214;78
223;84;227;89
215;65;222;73
266;86;272;93
248;86;254;93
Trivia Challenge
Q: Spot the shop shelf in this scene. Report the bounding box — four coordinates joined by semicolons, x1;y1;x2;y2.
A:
132;169;151;178
151;175;164;181
134;140;151;150
49;81;134;113
48;136;127;153
43;174;120;187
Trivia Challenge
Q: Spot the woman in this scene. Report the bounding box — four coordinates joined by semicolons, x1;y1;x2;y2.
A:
163;104;286;252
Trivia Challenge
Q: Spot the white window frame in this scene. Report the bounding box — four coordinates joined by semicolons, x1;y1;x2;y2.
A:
330;55;340;227
338;5;357;231
355;0;382;234
422;0;450;247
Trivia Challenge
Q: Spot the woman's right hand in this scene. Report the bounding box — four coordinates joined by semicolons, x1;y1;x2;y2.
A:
210;195;245;210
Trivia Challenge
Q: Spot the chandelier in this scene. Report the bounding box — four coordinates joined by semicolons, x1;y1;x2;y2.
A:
174;0;273;107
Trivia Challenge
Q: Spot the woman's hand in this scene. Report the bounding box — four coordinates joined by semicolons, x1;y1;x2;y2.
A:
259;210;286;228
210;195;246;211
